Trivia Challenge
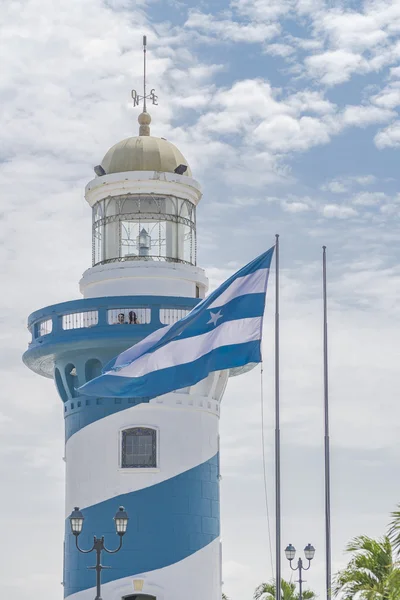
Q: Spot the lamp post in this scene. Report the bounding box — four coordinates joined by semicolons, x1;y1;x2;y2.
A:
285;543;316;600
69;506;129;600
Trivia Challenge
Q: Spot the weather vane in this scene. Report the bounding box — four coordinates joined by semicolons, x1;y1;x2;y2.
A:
131;36;158;112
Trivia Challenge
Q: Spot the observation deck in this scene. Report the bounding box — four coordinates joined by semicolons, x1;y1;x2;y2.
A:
23;295;199;379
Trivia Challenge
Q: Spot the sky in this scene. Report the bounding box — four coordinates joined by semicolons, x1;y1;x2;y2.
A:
1;0;400;598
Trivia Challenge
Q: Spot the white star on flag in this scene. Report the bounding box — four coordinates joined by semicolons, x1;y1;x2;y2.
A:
207;310;223;327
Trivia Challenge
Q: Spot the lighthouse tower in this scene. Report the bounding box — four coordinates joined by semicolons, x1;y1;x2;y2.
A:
23;55;228;600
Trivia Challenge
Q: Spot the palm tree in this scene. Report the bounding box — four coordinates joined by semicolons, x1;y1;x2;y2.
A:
389;505;400;555
254;578;316;600
334;535;400;600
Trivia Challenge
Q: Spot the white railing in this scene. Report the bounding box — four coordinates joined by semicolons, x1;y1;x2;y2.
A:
62;311;99;330
38;318;53;336
108;308;151;325
159;308;191;325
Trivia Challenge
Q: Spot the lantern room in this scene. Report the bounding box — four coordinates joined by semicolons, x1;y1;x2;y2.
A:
92;192;196;266
90;131;198;267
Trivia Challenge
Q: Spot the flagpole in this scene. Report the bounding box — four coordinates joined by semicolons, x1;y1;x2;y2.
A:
323;246;332;600
275;234;281;600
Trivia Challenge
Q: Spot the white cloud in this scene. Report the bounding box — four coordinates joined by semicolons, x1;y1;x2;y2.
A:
353;175;377;186
305;49;367;86
231;0;294;21
186;0;400;91
322;175;377;194
351;191;387;206
285;90;336;115
315;8;388;52
264;43;295;58
380;203;400;215
300;3;400;86
390;66;400;78
322;180;349;194
372;81;400;109
255;114;332;151
281;200;310;212
322;204;358;218
184;11;280;43
341;104;395;127
375;120;400;148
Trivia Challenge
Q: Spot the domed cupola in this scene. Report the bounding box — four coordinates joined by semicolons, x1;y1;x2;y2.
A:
99;113;192;178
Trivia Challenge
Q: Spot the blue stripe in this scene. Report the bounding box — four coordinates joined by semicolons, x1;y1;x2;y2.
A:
79;340;261;399
64;396;150;442
64;453;220;597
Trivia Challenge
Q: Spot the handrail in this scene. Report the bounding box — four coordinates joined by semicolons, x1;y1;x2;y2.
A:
27;296;199;342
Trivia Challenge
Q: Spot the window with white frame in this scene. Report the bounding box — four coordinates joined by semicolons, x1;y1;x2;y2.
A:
121;427;157;468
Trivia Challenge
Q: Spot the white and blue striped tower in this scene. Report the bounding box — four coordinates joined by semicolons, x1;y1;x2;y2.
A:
23;98;229;600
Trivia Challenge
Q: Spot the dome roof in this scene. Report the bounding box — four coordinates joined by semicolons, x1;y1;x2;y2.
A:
101;136;192;177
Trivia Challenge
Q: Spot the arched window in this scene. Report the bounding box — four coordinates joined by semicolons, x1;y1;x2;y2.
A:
121;427;157;469
65;363;78;398
55;367;68;402
85;358;102;382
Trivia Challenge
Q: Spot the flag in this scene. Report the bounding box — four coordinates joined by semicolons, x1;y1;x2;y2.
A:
78;246;275;399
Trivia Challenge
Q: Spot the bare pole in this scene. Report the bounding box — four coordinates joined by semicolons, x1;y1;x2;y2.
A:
323;246;332;600
275;234;281;600
143;35;147;113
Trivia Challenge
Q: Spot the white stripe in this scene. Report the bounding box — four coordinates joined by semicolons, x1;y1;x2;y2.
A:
111;316;262;379
66;538;221;600
208;268;269;309
65;401;219;514
112;321;173;368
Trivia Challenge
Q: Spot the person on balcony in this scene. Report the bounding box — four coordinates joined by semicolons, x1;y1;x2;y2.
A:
129;311;139;325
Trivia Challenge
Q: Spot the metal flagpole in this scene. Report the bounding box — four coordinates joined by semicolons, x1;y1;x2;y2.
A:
275;234;281;600
323;246;332;600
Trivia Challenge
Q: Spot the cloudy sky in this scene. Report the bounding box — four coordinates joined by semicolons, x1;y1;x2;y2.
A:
1;0;400;598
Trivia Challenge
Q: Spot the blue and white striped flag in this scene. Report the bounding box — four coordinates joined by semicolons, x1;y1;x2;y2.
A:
79;246;275;399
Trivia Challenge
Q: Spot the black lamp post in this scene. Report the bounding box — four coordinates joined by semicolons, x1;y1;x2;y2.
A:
285;543;315;600
69;506;129;600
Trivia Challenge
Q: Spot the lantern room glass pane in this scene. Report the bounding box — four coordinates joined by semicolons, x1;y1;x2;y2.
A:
92;195;196;266
120;221;168;259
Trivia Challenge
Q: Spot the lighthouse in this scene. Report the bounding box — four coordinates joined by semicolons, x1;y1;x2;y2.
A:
23;41;227;600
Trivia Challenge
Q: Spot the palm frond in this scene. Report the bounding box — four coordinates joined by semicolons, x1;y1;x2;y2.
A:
334;534;400;600
389;505;400;555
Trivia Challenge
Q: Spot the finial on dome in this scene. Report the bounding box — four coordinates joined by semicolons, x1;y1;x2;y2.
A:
131;35;158;136
138;111;151;136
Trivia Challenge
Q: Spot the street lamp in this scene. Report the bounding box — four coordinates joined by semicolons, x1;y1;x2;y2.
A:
285;543;315;600
69;506;129;600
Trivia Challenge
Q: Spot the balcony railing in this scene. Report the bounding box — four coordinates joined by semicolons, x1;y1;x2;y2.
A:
27;295;200;348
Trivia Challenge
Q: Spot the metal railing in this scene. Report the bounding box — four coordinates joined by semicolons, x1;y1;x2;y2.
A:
62;311;99;330
160;308;191;325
